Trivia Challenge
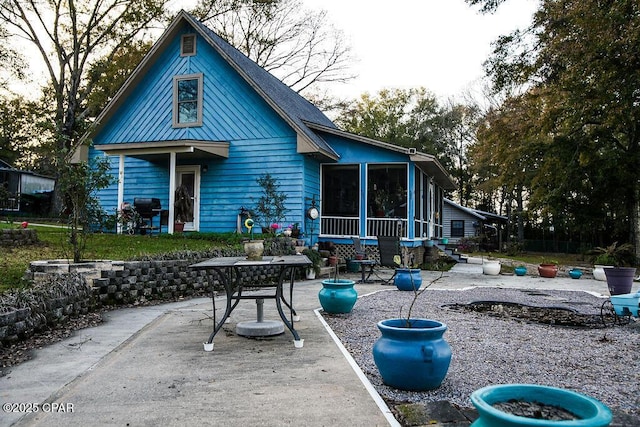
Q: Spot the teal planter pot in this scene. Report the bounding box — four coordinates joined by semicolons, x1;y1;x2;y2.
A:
394;268;423;291
569;269;583;279
514;266;527;276
346;259;360;273
318;279;357;314
440;238;449;244
373;318;451;391
470;384;612;426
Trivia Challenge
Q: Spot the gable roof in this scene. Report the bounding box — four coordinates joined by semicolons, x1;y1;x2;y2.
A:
444;198;508;222
89;10;338;160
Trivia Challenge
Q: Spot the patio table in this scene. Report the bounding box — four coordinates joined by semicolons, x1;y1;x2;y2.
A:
350;259;377;283
189;255;311;349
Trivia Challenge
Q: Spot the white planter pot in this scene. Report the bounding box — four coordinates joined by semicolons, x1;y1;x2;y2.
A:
306;269;316;280
482;260;501;276
593;265;611;281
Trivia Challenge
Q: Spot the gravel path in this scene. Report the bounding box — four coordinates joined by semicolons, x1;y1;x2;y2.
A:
322;287;640;417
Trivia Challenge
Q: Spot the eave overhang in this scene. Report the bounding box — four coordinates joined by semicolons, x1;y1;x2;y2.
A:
93;140;229;160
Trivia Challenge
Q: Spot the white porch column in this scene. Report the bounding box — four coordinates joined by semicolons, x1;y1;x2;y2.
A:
117;155;125;234
168;152;176;234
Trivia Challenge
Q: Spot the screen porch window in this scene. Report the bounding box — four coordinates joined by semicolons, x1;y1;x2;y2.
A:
321;164;360;236
173;74;203;127
367;164;407;218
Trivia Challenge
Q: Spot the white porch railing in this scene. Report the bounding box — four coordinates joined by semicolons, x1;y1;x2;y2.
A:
321;216;411;238
321;216;360;236
366;217;407;237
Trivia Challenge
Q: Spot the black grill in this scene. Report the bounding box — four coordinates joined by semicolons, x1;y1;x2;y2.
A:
134;198;161;218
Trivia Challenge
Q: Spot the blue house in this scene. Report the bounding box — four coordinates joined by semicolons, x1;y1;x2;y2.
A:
80;11;455;253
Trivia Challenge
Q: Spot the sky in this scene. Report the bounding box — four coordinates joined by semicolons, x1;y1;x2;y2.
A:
302;0;538;101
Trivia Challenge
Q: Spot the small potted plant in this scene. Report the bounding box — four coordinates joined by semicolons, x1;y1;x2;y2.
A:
302;248;322;279
538;258;559;278
252;173;288;233
394;247;423;291
590;242;637;295
174;184;193;232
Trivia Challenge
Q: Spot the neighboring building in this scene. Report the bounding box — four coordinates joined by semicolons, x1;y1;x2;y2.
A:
79;11;456;249
442;198;508;250
0;159;55;215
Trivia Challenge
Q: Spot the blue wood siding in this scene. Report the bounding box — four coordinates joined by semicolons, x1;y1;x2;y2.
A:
91;21;318;233
94;24;291;145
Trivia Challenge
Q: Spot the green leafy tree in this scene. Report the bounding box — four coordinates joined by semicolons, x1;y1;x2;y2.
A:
469;0;640;258
58;156;114;263
336;88;477;200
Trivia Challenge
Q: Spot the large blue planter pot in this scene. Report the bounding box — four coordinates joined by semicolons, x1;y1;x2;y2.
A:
372;318;451;391
470;384;612;427
394;268;423;291
318;279;357;314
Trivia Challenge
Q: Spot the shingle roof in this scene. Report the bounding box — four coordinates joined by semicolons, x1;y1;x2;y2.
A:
182;11;339;159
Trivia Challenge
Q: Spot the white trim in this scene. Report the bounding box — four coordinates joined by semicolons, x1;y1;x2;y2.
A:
175;165;201;232
314;305;401;427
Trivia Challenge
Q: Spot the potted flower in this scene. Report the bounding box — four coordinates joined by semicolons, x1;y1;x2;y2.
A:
372;273;451;391
590;242;637;295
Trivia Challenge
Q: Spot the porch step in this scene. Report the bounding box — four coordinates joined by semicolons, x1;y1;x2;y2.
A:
435;243;467;263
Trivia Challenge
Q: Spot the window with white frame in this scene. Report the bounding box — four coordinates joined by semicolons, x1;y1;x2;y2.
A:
173;74;203;127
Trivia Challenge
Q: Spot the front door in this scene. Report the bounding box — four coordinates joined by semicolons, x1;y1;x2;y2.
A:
176;166;200;231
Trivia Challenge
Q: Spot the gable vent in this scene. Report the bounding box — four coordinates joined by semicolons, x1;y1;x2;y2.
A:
181;34;196;56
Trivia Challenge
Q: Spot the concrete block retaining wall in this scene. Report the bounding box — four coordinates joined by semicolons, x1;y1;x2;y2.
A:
2;251;295;345
0;229;38;247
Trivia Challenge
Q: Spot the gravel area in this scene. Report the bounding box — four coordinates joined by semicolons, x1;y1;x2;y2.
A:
322;287;640;417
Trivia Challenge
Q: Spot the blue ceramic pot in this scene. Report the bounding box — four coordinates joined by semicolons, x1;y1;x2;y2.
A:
514;266;527;276
373;318;451;391
569;269;583;279
318;279;357;313
470;384;612;426
394;268;423;291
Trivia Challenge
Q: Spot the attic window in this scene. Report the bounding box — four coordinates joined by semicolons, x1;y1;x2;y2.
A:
173;73;203;127
181;34;196;56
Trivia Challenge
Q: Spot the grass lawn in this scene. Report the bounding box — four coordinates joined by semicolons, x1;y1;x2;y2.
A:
0;221;243;292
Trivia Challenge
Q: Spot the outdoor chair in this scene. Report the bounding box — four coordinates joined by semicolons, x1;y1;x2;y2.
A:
375;235;402;284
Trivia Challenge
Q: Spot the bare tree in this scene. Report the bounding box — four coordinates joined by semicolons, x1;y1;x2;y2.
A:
193;0;355;93
0;0;169;160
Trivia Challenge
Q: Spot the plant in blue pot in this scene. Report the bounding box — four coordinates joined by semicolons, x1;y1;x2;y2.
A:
393;249;423;291
373;273;451;391
318;263;357;314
